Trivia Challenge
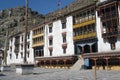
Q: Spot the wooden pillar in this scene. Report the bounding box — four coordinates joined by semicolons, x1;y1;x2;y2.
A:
64;60;66;66
50;60;52;66
44;61;46;66
39;61;41;66
93;58;97;80
82;46;84;53
118;1;120;29
90;45;92;53
71;59;73;65
56;60;59;66
116;57;120;65
105;57;109;70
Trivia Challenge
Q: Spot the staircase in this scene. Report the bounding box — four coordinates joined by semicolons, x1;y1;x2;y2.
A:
70;55;85;71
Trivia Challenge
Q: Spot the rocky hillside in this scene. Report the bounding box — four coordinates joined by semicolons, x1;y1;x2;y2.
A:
0;6;45;48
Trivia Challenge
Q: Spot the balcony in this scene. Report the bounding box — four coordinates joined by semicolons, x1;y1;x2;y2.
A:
102;31;120;38
32;33;44;39
32;41;44;47
73;32;96;41
73;19;95;29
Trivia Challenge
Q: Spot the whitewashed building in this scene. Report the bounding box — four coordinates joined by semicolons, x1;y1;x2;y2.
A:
82;0;120;70
6;0;120;70
44;16;74;57
7;31;34;65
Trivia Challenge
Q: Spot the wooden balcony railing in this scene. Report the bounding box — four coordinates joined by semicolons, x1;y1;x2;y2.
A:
73;32;96;40
32;41;44;47
102;31;120;38
73;19;95;29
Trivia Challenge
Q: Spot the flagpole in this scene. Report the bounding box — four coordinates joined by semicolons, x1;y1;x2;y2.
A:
58;0;61;16
24;0;28;63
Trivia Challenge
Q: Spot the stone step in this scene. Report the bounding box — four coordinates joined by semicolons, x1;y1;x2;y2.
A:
70;56;85;71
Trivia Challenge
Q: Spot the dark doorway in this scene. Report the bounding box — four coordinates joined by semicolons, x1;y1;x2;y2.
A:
84;45;90;53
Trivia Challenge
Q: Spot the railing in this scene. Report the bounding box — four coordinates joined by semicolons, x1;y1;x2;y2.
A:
73;19;95;29
102;31;119;38
73;32;96;40
32;41;44;47
32;33;44;38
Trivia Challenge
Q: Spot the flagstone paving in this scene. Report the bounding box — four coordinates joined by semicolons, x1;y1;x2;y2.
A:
0;68;120;80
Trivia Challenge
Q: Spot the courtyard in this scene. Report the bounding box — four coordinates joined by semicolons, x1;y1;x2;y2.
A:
0;67;120;80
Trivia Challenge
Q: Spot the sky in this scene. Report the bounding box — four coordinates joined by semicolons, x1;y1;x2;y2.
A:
0;0;75;14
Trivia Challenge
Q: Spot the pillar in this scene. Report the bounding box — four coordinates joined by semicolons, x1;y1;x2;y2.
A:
50;60;52;66
39;61;41;66
93;58;97;80
105;57;109;70
64;60;66;67
118;57;120;65
118;1;120;28
44;61;46;66
90;45;92;53
82;46;84;53
56;60;59;66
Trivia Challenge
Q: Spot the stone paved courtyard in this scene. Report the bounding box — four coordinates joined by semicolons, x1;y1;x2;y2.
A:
0;68;120;80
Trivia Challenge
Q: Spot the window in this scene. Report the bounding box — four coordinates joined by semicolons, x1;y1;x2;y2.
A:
27;51;29;58
21;35;23;42
62;22;66;29
111;43;116;50
49;50;52;56
10;54;12;59
63;36;66;43
49;24;53;33
63;48;66;54
33;26;44;35
49;27;52;33
21;44;23;50
10;46;12;52
99;3;118;21
27;43;30;49
21;52;23;58
35;50;38;57
16;54;18;59
49;39;53;45
73;7;95;24
33;36;44;44
111;5;116;17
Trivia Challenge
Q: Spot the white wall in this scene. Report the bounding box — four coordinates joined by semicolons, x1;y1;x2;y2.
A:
7;31;34;65
27;30;34;64
44;16;74;57
66;16;74;56
44;24;50;57
52;20;63;56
